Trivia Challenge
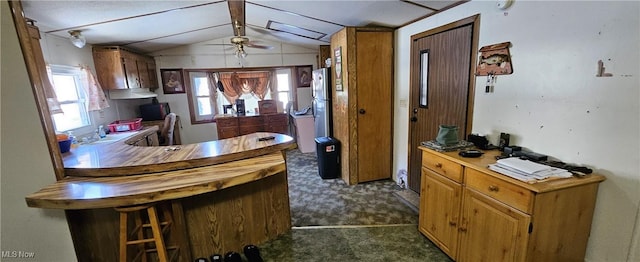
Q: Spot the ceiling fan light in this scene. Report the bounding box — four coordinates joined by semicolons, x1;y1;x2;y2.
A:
68;30;86;48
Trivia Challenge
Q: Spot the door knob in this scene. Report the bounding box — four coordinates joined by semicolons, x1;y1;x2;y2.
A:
359;109;366;114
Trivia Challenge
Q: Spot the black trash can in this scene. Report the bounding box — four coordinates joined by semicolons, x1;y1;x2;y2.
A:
315;137;340;179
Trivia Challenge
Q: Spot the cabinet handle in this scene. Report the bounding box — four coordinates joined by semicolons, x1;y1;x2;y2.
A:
435;163;443;168
488;185;500;192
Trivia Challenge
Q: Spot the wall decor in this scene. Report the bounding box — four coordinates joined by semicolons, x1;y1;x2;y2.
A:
334;46;343;91
476;42;513;76
296;65;312;87
161;69;185;94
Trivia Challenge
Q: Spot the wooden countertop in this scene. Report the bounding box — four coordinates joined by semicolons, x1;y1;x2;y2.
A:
63;132;294;177
26;152;286;209
419;146;606;193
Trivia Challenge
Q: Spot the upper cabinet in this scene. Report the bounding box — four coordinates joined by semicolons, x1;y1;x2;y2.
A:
92;46;158;90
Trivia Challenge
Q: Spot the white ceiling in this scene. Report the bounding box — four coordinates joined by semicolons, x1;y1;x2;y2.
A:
21;0;464;54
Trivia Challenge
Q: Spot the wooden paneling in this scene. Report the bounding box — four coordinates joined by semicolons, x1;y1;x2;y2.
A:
330;28;350;183
63;169;290;262
183;172;290;258
317;45;331;68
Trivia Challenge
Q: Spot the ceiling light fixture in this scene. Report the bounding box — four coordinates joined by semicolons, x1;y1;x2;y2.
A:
68;30;86;48
235;45;247;58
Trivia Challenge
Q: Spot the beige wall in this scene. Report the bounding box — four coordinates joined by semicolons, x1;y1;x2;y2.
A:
1;1;76;260
393;1;640;261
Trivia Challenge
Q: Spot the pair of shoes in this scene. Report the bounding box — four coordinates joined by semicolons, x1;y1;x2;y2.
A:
210;254;223;262
224;251;242;262
243;244;264;262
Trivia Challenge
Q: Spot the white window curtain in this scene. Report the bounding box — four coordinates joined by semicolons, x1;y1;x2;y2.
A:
80;65;110;111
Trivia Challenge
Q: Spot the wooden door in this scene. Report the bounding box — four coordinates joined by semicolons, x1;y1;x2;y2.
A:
356;31;393;183
419;168;462;259
458;189;530;262
408;16;478;192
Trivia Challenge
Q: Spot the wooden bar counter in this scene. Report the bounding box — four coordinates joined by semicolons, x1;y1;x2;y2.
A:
26;132;296;261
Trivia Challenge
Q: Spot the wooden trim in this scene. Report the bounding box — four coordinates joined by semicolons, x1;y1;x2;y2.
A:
9;0;65;180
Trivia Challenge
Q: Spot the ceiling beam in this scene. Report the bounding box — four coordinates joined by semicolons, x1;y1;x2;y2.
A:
227;0;245;36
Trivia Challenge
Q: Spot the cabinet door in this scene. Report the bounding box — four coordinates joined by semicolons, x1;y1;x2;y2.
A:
458;189;530;262
122;52;140;89
419;167;462;259
136;59;150;89
216;118;239;139
146;60;158;89
93;50;127;89
264;114;288;134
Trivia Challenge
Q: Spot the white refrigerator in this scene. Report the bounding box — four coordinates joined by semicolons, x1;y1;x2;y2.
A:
312;68;332;138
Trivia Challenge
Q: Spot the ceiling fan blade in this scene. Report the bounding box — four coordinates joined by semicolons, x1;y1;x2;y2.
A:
245;42;274;50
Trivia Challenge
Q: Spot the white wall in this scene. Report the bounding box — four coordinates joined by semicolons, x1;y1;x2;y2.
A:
394;1;640;261
1;2;76;260
151;40;317;144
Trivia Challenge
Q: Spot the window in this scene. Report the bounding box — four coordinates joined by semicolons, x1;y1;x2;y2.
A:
49;65;91;132
185;67;296;124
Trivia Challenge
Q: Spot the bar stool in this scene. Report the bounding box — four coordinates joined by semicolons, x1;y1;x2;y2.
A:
115;203;179;262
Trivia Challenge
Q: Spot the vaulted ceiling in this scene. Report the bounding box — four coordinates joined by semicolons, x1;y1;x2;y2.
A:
21;0;465;54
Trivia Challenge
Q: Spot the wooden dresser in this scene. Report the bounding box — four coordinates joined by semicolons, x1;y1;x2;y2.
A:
418;147;605;262
215;114;288;139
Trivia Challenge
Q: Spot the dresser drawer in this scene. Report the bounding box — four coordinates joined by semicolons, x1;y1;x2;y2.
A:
465;168;534;213
239;116;264;126
216;117;238;127
422;151;463;182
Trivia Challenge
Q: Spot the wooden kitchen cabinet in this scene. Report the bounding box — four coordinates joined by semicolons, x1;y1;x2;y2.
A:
92;46;157;90
215;114;288;139
418;147;605;262
125;128;159;147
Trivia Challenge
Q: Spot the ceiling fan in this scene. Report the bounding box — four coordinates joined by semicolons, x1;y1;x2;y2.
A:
207;21;274;58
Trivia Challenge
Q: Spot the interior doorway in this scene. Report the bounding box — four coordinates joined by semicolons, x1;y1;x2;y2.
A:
407;15;479;192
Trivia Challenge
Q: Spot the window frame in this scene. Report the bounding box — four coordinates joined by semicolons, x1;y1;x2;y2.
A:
184;66;298;125
49;64;92;133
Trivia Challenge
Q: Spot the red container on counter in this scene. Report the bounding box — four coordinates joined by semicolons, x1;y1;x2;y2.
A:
108;118;142;132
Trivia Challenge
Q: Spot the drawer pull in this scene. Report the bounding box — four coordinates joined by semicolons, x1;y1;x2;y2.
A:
435;163;443;168
488;185;500;192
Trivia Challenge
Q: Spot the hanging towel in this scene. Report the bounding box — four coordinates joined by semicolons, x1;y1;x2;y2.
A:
81;66;110;111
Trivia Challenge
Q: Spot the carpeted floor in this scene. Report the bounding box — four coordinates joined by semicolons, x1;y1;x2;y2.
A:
255;149;452;261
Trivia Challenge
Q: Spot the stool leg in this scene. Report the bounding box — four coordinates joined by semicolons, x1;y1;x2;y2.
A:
119;212;128;262
133;211;147;262
147;206;169;262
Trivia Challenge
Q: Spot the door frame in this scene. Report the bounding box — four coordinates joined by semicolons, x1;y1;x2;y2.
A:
407;15;480;192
